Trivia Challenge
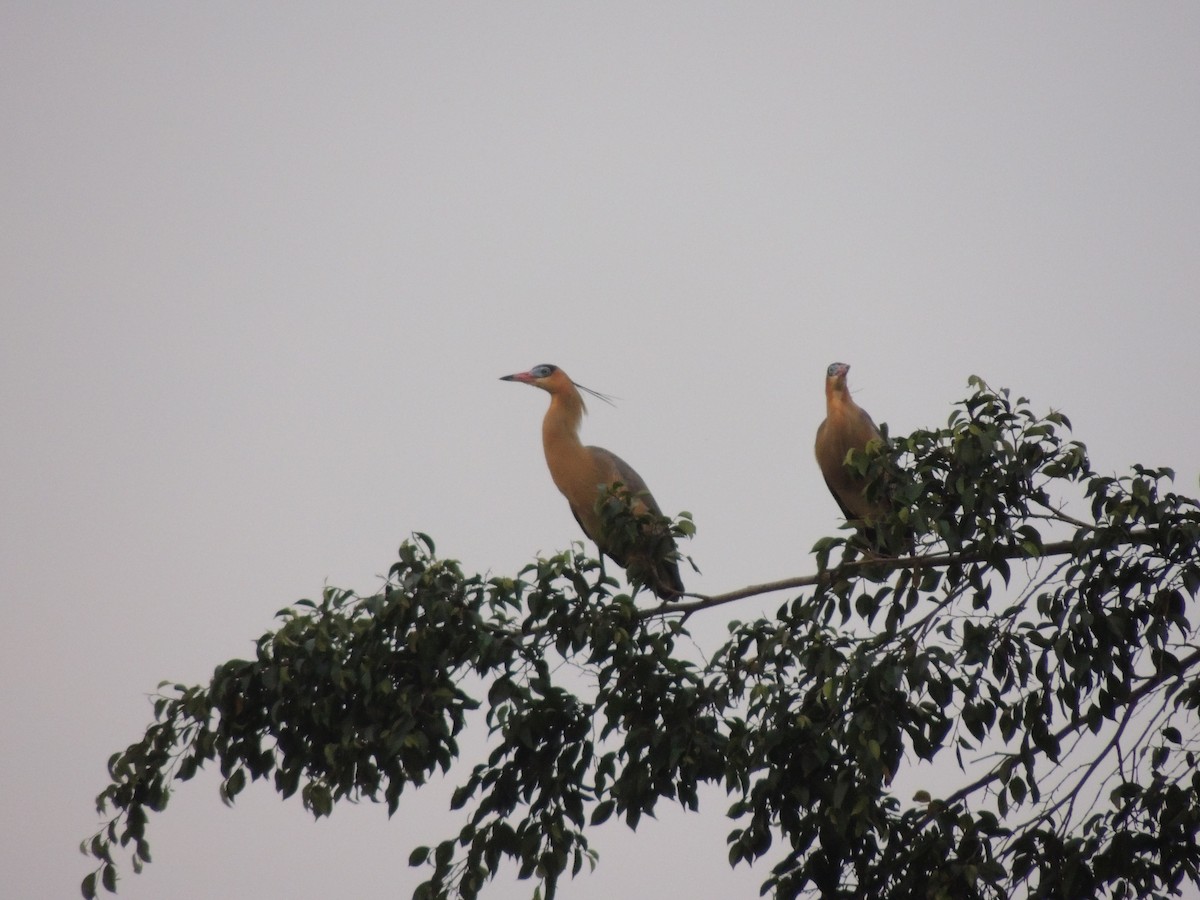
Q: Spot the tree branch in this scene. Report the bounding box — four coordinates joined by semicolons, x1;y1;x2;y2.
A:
646;529;1157;619
933;647;1200;816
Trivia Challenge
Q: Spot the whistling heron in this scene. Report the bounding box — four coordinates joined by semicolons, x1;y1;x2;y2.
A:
815;362;912;553
501;363;684;599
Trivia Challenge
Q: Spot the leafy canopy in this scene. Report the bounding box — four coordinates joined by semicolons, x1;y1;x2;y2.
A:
83;378;1200;900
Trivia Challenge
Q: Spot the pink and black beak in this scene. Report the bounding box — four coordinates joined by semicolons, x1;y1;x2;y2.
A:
500;363;558;385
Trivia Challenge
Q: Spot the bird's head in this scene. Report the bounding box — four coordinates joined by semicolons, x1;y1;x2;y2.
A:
824;362;852;399
500;363;567;392
826;362;850;380
500;364;615;406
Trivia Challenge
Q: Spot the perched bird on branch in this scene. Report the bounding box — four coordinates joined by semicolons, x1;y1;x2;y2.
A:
815;362;911;553
501;363;684;599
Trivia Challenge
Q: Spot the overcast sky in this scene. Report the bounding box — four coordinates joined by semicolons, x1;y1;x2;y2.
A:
3;4;1199;898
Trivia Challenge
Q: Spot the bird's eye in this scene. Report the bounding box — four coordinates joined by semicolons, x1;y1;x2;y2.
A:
826;363;839;376
533;364;556;377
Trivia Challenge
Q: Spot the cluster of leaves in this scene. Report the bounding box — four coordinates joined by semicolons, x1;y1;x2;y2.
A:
84;379;1200;899
593;482;695;596
722;380;1200;897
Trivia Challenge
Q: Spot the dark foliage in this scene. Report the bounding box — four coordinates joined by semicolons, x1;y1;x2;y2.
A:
84;379;1200;899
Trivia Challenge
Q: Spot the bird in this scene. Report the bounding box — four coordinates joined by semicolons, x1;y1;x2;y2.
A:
500;363;684;599
815;362;910;553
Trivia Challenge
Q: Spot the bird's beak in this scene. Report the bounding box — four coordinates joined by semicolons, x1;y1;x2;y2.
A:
500;371;534;384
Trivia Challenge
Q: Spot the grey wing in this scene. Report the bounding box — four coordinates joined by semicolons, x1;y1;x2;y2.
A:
586;445;683;598
568;505;592;540
586;446;665;514
823;474;857;521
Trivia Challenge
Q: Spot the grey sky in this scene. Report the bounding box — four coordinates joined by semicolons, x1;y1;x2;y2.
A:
2;4;1198;898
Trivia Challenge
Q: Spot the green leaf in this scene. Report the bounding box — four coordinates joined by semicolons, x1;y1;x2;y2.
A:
408;845;430;866
590;800;615;826
226;768;245;800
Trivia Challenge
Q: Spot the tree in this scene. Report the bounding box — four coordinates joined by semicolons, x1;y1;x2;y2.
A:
82;378;1200;900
